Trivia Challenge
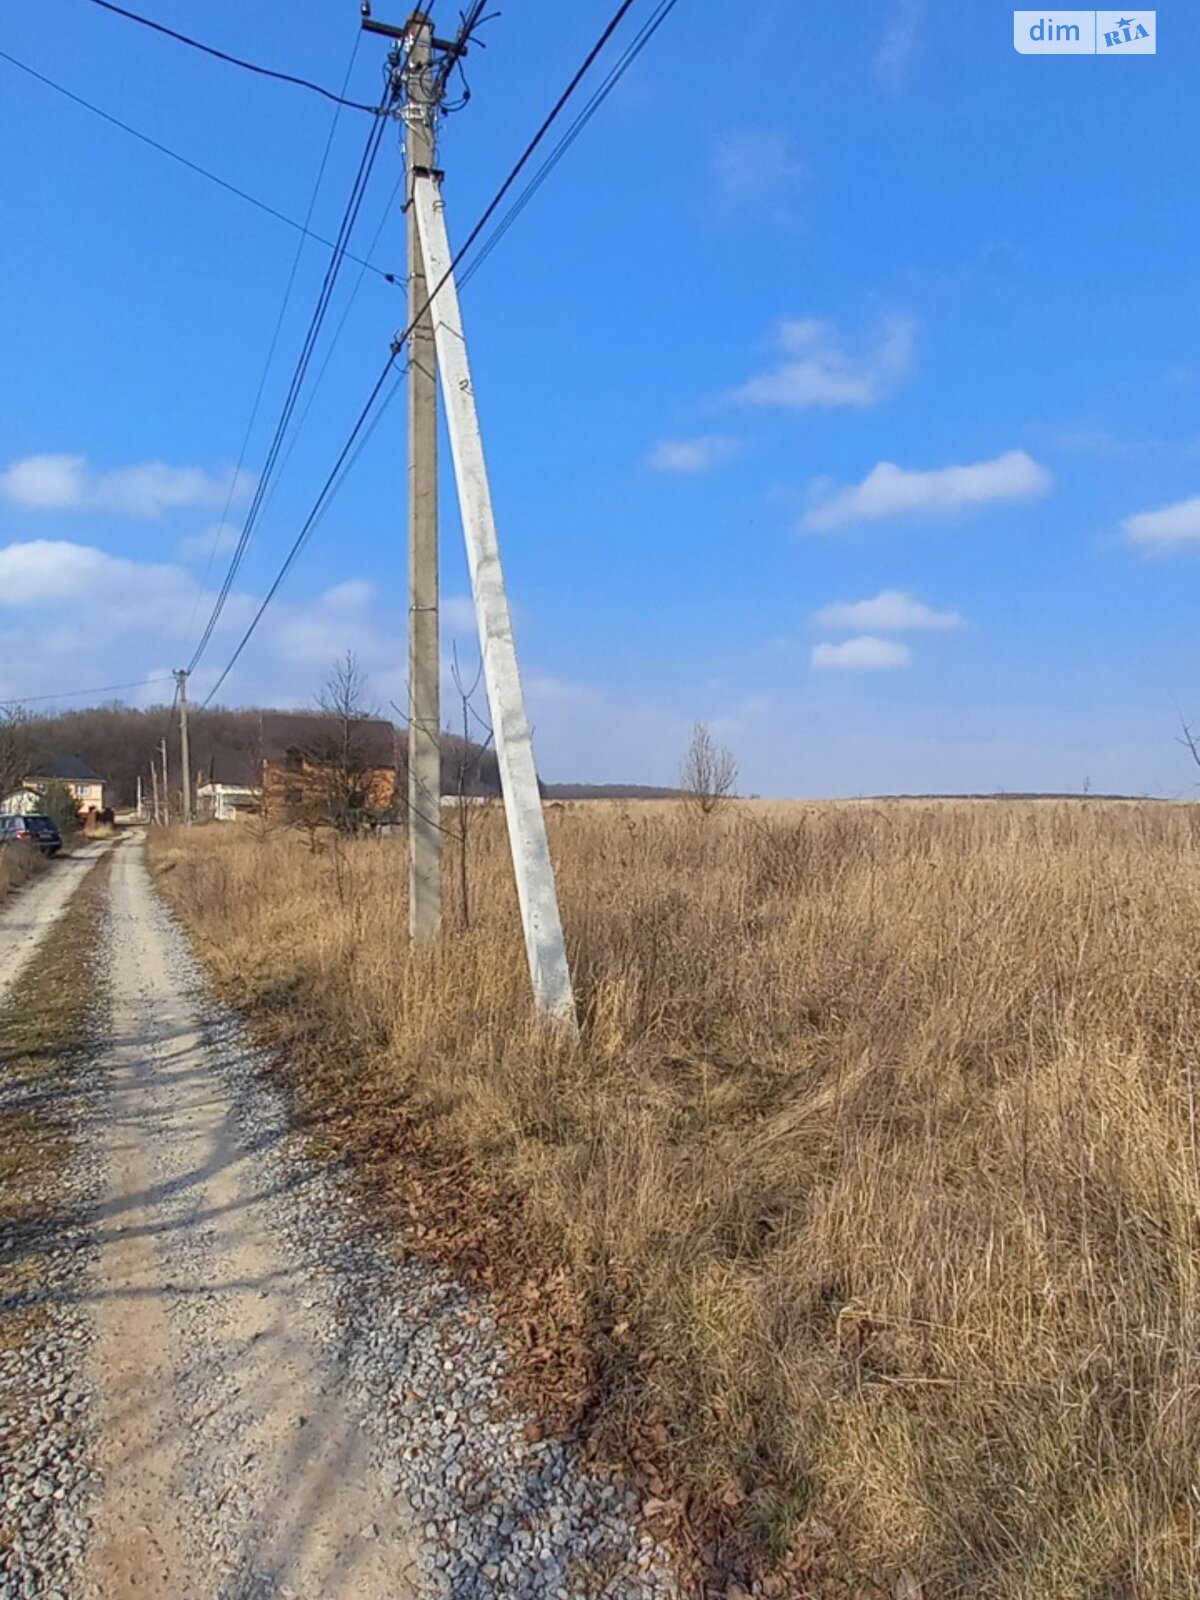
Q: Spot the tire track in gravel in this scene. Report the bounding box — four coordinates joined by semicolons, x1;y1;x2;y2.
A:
80;836;677;1600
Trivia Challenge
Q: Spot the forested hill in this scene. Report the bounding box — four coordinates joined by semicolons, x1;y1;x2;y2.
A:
20;704;497;809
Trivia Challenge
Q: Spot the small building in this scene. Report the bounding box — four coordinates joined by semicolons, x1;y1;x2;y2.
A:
197;712;402;823
194;781;262;822
194;711;501;823
1;755;106;816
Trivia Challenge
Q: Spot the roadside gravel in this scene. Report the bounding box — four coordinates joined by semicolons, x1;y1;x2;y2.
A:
63;836;678;1598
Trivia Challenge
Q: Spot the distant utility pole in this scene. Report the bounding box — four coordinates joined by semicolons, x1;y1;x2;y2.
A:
404;11;442;943
160;737;169;825
136;772;143;821
150;761;160;825
175;668;192;825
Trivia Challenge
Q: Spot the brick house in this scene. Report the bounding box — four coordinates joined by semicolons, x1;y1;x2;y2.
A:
194;712;394;823
194;710;500;824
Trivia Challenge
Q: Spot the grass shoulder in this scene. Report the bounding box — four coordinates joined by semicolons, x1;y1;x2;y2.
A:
0;843;50;907
0;852;110;1344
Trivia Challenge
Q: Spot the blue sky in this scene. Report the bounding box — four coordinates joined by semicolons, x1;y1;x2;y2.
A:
2;0;1198;796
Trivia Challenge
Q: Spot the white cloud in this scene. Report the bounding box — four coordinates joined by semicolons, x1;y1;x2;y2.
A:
1;455;86;509
0;539;214;630
443;594;478;634
713;129;805;215
708;694;772;743
178;521;240;561
815;589;962;631
1122;495;1200;549
0;536;481;720
522;672;729;787
1045;425;1133;457
319;579;376;611
0;541;240;704
1;453;251;520
647;435;740;474
875;0;928;94
731;315;915;409
267;582;381;670
803;449;1052;532
812;636;912;670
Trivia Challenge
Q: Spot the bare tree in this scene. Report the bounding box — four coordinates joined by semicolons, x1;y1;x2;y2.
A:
310;652;380;836
39;779;84;835
1180;714;1200;775
679;722;738;816
449;646;496;930
0;704;33;805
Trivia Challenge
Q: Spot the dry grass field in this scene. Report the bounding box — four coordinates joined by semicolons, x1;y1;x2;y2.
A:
150;800;1200;1597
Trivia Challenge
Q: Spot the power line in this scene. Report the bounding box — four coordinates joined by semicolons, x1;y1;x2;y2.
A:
201;0;670;704
78;0;379;112
429;0;645;285
187;97;393;667
202;353;403;707
254;175;403;532
0;48;399;281
188;35;364;633
16;677;175;706
429;1;492;101
187;79;397;674
460;0;683;292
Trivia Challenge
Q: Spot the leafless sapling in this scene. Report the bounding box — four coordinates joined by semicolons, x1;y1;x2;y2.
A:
679;721;738;816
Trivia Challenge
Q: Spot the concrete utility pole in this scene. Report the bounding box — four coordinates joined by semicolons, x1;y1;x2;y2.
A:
362;5;574;1020
136;772;143;822
413;181;575;1021
175;669;192;825
160;737;169;825
150;762;160;825
404;11;442;943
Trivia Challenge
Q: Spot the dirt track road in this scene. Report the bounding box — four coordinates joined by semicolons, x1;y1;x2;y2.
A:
2;835;674;1600
81;840;418;1599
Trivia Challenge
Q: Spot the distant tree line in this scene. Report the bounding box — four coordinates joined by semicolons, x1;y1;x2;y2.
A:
3;699;499;811
542;783;684;800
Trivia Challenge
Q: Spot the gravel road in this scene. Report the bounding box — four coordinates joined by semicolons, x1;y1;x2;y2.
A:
0;844;110;1007
3;837;677;1599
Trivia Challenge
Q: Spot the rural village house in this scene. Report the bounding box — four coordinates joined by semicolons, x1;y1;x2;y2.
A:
1;753;107;816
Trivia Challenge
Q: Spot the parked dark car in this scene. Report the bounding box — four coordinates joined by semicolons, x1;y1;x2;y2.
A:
0;813;62;856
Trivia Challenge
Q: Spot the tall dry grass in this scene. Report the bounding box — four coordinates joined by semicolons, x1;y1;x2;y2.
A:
0;842;48;905
152;802;1200;1597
